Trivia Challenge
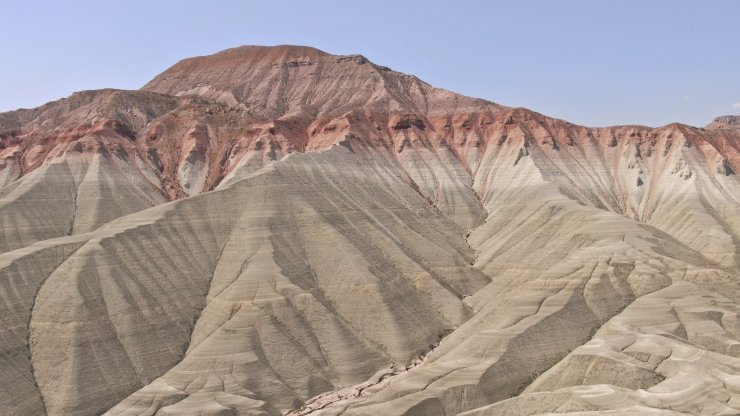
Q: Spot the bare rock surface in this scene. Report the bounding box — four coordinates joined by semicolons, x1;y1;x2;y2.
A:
0;45;738;416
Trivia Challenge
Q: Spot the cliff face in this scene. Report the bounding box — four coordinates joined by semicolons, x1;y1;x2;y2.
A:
0;46;738;416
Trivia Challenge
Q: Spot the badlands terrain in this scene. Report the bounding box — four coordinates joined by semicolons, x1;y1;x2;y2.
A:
0;45;738;416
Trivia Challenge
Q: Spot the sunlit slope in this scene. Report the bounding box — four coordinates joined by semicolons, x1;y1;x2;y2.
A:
312;125;738;415
1;143;490;415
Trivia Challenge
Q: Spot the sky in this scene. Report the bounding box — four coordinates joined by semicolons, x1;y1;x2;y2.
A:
1;0;739;127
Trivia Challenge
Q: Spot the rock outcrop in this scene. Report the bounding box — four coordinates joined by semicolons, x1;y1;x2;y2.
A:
707;114;740;131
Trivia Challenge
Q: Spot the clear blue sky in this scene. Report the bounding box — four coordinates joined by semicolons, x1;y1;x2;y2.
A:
1;0;739;127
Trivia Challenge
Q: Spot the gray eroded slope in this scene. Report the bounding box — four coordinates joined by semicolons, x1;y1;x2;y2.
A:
0;141;491;415
302;128;740;416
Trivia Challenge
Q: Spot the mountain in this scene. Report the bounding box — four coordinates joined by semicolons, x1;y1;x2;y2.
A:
0;45;738;416
707;114;740;131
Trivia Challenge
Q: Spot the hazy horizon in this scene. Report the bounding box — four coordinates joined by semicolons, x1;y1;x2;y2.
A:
1;0;739;127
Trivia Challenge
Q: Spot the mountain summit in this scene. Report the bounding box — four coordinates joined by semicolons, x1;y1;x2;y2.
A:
143;45;502;119
0;45;739;416
707;114;740;130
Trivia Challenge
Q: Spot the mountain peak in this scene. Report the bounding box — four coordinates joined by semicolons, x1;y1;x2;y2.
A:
178;44;330;66
707;114;740;130
142;44;502;119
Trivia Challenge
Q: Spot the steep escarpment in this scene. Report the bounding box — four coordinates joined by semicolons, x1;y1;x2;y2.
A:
0;45;738;416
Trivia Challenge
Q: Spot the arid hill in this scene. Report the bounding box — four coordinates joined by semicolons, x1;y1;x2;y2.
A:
707;114;740;131
0;45;738;416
